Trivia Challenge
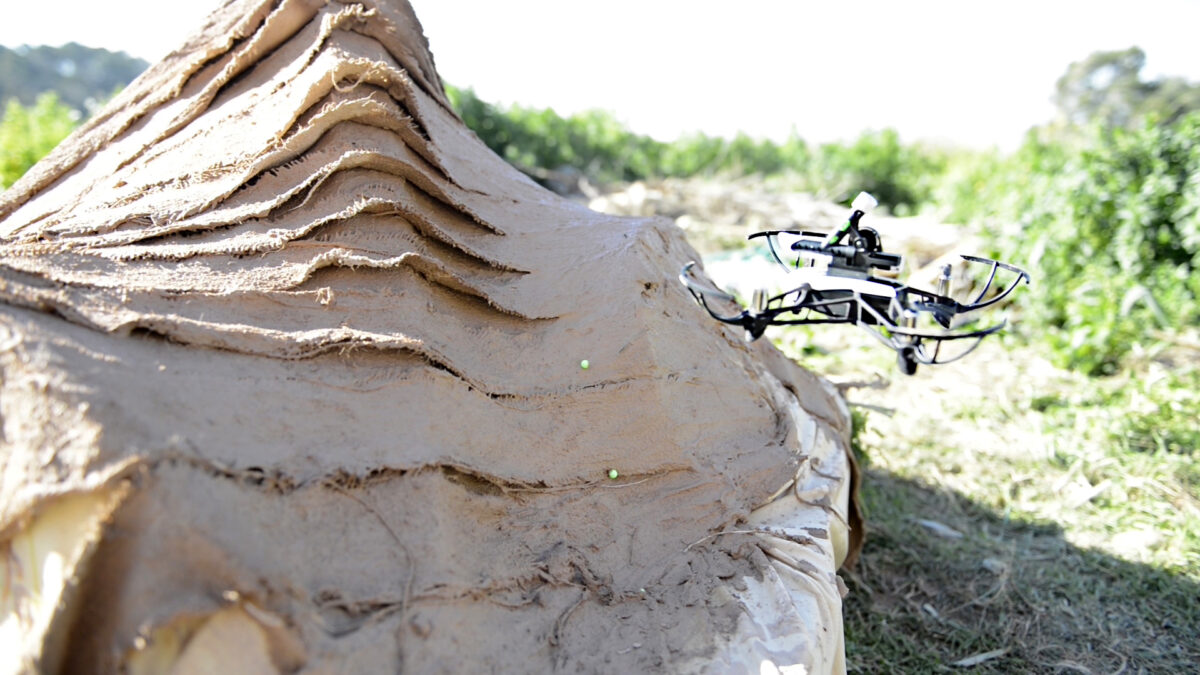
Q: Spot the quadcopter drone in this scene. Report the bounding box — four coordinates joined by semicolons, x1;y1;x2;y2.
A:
679;192;1030;374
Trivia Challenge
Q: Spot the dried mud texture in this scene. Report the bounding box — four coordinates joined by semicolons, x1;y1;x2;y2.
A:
0;1;861;673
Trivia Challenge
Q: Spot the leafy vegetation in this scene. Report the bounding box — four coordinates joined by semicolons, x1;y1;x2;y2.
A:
451;58;1199;377
0;93;78;189
447;85;939;211
0;44;146;189
938;115;1200;376
448;85;815;184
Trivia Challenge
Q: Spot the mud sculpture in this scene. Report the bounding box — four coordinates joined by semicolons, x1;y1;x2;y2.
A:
0;0;861;672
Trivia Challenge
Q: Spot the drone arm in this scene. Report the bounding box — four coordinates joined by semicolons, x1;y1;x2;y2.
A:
915;334;988;366
968;258;1000;306
857;289;1010;340
681;264;867;338
879;318;1008;341
792;238;858;259
958;255;1031;312
763;232;791;268
679;262;773;339
679;262;737;303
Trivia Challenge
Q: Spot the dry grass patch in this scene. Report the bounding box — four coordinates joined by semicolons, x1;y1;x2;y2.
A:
780;334;1200;673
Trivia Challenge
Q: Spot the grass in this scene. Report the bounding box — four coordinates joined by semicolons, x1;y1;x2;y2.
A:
781;331;1200;673
589;177;1200;672
842;469;1200;672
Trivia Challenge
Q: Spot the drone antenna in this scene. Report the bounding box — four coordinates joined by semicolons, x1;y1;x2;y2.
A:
822;191;878;249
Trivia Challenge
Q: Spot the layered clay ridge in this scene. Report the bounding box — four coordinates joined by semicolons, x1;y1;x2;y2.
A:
0;0;527;365
0;1;861;672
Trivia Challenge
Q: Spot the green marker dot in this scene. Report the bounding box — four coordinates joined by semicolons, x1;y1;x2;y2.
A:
607;469;619;480
580;359;590;370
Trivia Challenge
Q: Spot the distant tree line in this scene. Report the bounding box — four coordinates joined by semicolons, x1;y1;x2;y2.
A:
3;44;1199;377
1054;46;1200;129
0;43;147;116
448;85;939;211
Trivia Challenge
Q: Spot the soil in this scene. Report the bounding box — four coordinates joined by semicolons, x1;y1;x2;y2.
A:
0;1;861;673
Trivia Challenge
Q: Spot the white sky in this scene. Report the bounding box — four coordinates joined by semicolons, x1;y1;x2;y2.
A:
2;0;1198;150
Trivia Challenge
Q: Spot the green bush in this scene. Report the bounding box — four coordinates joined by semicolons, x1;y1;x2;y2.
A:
0;92;78;189
447;86;662;182
810;129;945;212
978;115;1200;375
446;85;943;200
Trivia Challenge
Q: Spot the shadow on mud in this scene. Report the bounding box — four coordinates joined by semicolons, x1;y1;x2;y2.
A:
842;468;1200;673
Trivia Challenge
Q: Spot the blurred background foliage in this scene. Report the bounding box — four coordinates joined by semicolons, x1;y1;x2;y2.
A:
449;47;1200;381
2;45;1198;385
0;43;146;115
0;92;78;188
